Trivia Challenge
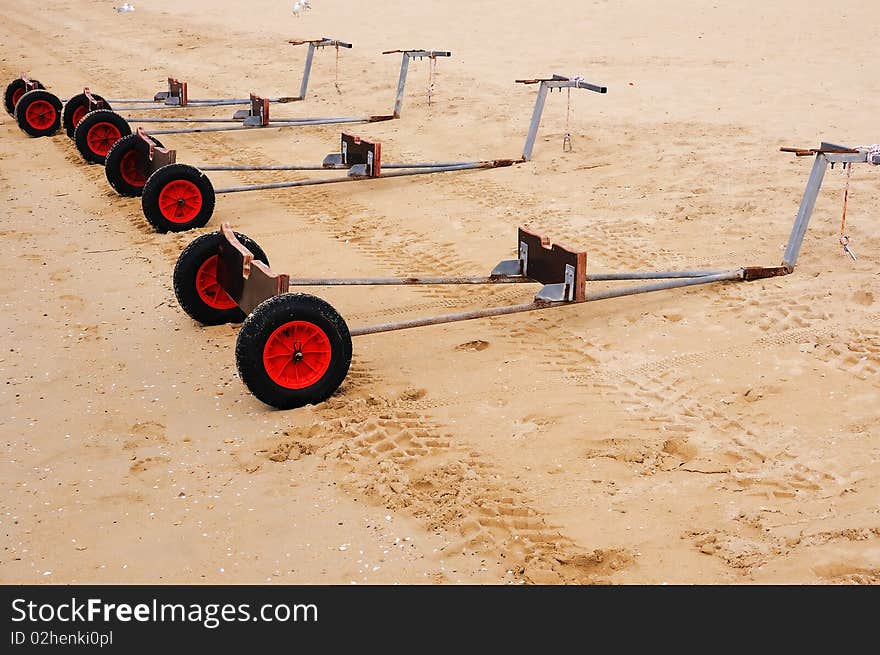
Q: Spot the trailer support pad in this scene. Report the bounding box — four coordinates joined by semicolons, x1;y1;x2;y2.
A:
217;224;289;315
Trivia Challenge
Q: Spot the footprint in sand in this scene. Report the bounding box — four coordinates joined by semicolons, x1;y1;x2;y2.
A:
122;421;168;449
59;294;86;312
129;456;171;474
455;340;490;352
852;290;874;306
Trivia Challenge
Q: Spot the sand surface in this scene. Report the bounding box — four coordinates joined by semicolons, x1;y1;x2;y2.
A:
1;0;878;584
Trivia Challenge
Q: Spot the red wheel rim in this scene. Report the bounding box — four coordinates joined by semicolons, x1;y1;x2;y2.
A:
71;104;87;128
158;179;203;223
263;321;332;389
195;255;236;310
25;100;57;130
12;87;24;108
119;148;147;187
86;122;122;157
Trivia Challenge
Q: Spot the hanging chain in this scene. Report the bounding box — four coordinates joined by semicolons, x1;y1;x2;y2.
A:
562;87;573;152
334;44;342;95
427;55;437;106
839;162;856;261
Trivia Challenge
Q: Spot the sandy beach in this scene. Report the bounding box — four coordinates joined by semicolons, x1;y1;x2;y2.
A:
1;0;878;585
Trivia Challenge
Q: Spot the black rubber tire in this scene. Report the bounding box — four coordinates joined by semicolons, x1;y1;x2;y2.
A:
104;133;166;197
14;89;62;137
73;109;132;164
62;92;112;138
236;294;352;409
141;163;216;233
4;78;44;116
173;230;269;326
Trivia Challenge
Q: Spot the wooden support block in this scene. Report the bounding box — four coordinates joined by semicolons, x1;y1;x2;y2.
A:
167;78;188;106
134;127;176;177
82;87;108;111
341;132;381;176
217;224;289;315
518;227;587;301
239;94;269;126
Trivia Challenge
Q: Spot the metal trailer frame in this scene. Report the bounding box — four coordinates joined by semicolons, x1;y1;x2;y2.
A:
9;39;355;143
14;38;350;111
110;49;451;136
134;74;607;232
71;48;452;166
177;142;876;408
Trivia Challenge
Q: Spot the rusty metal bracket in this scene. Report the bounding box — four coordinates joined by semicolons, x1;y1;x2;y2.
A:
741;265;791;281
779;146;858;157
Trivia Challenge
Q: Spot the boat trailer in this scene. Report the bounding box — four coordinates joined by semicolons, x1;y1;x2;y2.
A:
7;38;351;142
127;74;607;232
171;141;877;408
71;48;448;165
